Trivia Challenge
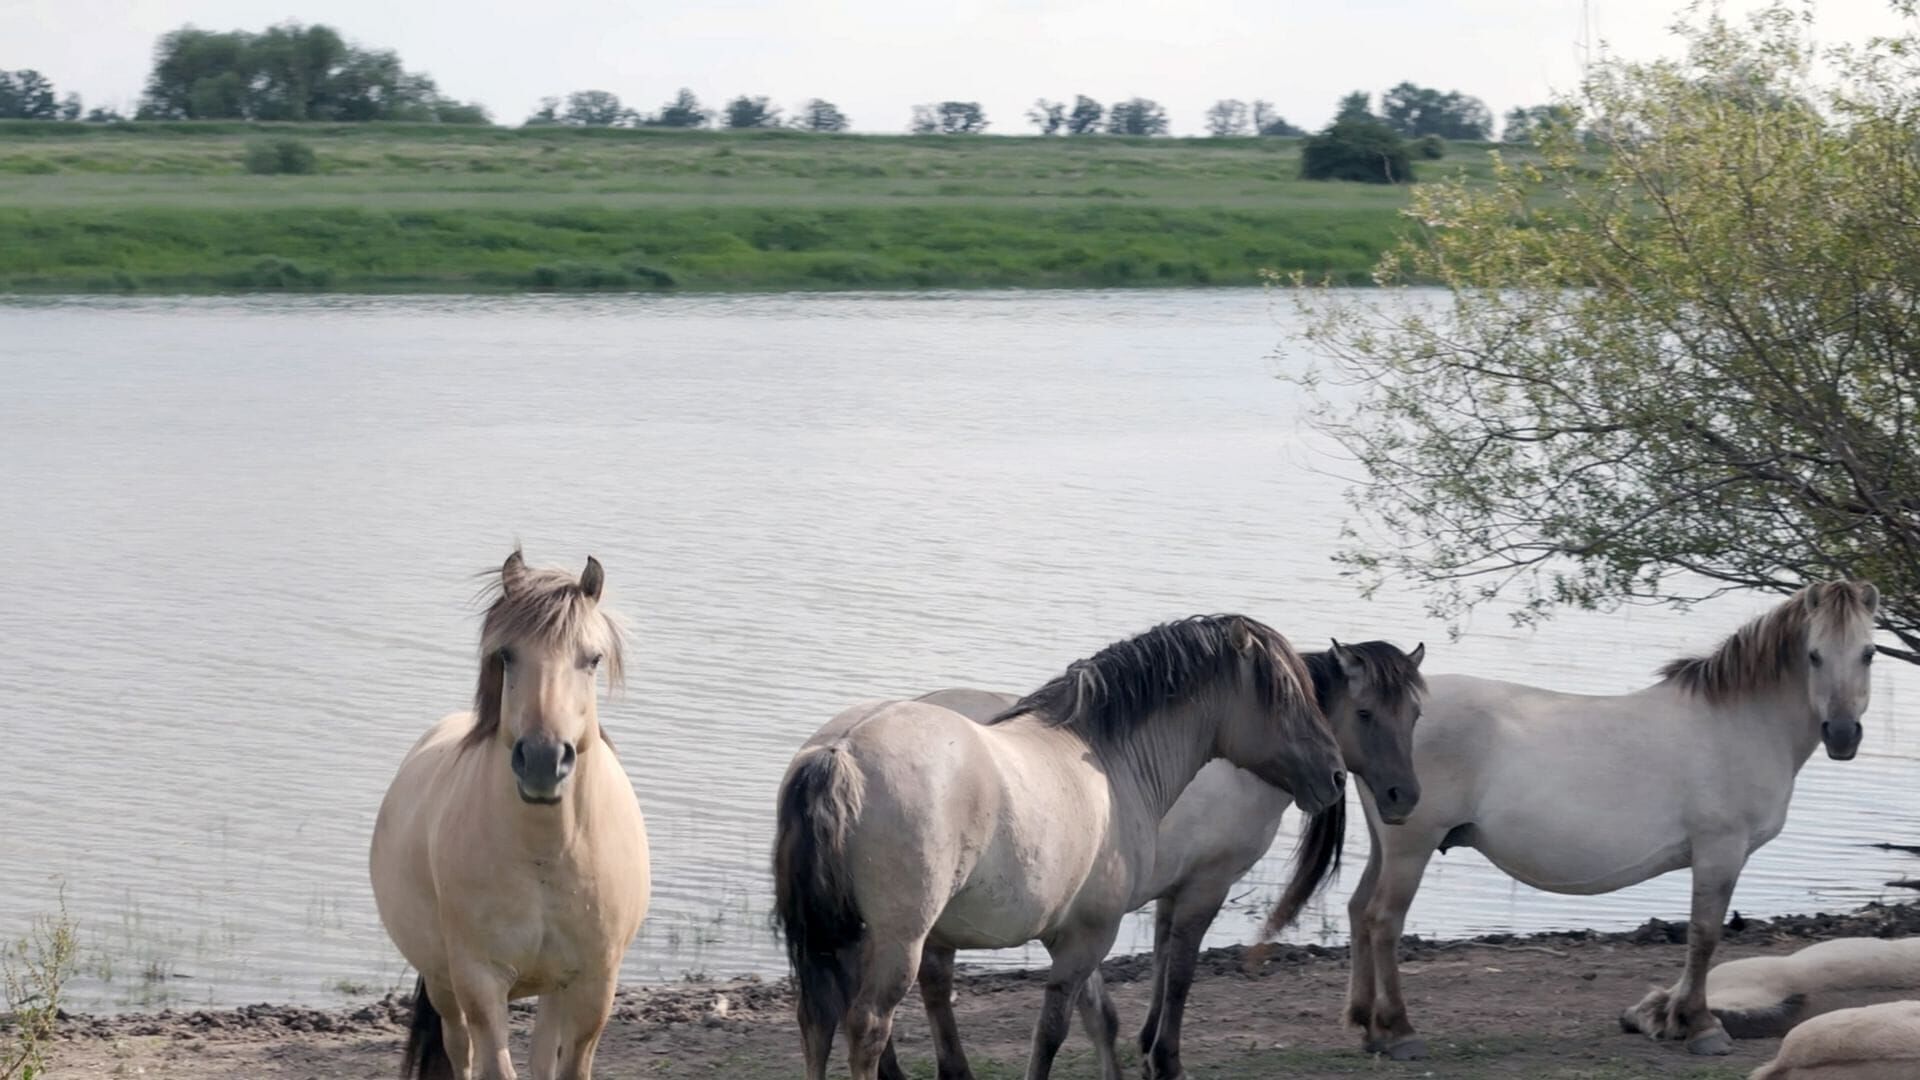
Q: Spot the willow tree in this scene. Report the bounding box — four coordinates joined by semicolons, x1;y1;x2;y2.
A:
1293;2;1920;661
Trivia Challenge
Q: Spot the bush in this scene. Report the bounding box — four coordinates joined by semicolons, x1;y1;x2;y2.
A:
243;138;316;175
1300;118;1414;183
222;255;332;288
1416;134;1446;159
3;895;77;1080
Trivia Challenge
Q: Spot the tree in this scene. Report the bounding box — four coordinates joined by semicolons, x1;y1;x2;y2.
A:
791;98;848;132
560;90;631;127
1028;98;1065;135
652;88;708;128
1066;95;1103;135
1206;99;1249;137
1106;97;1168;136
1501;103;1579;143
1335;91;1374;122
1299;112;1411;182
85;105;125;123
912;101;987;134
1291;2;1920;661
725;94;781;129
1253;100;1303;136
0;70;60;119
1380;81;1492;140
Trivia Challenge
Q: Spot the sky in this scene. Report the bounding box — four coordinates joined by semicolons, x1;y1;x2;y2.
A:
2;1;1908;134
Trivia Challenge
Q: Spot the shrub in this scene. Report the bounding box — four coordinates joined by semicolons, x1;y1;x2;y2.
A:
1300;118;1414;183
223;256;332;288
2;895;78;1080
243;138;317;175
1416;134;1446;159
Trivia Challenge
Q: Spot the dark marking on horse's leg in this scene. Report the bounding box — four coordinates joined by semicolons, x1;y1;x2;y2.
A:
918;945;973;1080
1138;899;1174;1058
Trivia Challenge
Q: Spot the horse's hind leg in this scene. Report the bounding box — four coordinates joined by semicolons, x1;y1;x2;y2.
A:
1028;925;1121;1080
1136;898;1175;1060
529;971;618;1080
1362;843;1436;1060
1141;879;1232;1080
1620;840;1743;1056
1074;968;1122;1080
1344;819;1384;1032
916;945;975;1080
846;933;925;1080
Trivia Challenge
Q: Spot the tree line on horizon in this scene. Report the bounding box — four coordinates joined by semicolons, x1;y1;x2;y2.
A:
3;20;1563;143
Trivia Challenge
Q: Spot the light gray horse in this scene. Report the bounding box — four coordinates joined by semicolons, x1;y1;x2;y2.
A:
898;638;1428;1080
1346;581;1880;1060
772;615;1350;1080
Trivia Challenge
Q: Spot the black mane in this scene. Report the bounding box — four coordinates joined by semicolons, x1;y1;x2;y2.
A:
1303;640;1427;709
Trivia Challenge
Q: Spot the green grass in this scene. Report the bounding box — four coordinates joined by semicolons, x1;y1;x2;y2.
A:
0;122;1522;293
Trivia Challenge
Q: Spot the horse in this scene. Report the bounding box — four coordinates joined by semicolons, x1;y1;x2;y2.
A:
370;551;651;1080
772;614;1350;1080
891;638;1426;1080
1344;580;1880;1060
1710;938;1920;1038
1749;1000;1920;1080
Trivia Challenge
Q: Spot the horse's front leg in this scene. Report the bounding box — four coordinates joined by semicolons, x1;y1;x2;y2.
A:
449;959;517;1080
1621;839;1742;1056
530;972;618;1080
1344;820;1384;1032
1136;899;1175;1061
1362;844;1435;1060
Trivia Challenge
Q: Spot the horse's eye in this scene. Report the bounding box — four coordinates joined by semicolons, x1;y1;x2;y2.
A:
1863;648;1876;665
1808;650;1823;668
496;646;514;666
585;652;604;670
1357;709;1375;722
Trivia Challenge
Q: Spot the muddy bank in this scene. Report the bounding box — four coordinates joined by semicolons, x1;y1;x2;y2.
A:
46;901;1920;1079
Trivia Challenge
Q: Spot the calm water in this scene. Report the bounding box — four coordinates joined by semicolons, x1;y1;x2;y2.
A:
1;291;1915;1013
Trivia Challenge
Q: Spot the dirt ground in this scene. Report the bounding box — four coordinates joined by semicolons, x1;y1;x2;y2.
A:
43;903;1920;1079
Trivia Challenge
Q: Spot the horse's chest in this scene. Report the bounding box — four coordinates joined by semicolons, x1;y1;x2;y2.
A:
481;866;612;995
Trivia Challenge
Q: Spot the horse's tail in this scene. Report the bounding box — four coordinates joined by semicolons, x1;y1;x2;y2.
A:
772;742;867;1038
1714;992;1808;1040
1260;796;1346;941
400;976;452;1080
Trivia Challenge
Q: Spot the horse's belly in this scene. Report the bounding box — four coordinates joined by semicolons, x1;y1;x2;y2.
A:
930;886;1060;949
1472;828;1691;895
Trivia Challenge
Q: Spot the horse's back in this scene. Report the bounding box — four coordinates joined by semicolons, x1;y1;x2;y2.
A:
1750;1000;1920;1080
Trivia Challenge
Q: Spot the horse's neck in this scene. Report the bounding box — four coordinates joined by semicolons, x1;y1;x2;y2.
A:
1671;680;1820;772
1093;699;1219;823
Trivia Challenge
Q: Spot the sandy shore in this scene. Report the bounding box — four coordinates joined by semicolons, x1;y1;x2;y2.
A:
42;901;1920;1079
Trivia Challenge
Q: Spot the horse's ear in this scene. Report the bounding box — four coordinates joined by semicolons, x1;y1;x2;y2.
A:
1409;642;1426;668
1858;581;1880;613
1330;638;1362;678
501;549;529;597
1800;583;1826;612
580;556;604;602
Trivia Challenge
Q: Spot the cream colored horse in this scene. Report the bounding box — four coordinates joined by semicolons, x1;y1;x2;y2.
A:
1750;1000;1920;1080
1711;938;1920;1038
772;615;1350;1080
892;638;1427;1080
1347;581;1880;1060
371;551;650;1080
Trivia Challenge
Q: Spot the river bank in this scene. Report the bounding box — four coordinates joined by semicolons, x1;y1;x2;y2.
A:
41;901;1920;1078
0;123;1500;293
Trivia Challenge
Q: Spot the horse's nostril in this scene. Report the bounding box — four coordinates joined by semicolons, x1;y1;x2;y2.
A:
561;743;577;767
511;740;528;775
1387;786;1403;804
1332;770;1348;790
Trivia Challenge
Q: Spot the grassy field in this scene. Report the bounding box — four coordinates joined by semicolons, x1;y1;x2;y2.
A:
0;122;1508;293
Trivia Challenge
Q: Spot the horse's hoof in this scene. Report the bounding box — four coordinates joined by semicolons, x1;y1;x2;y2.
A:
1377;1037;1427;1060
1686;1030;1733;1056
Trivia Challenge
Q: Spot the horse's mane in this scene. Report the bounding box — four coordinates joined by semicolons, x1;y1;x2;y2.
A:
1659;581;1875;703
1303;641;1427;709
990;614;1317;745
463;555;625;750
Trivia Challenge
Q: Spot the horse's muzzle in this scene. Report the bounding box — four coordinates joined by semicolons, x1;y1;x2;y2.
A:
512;736;577;804
1822;717;1862;761
1295;769;1347;815
1374;781;1420;826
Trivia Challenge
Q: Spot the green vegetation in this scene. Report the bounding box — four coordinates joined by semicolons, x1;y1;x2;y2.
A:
2;896;79;1080
1297;1;1920;660
0;123;1520;292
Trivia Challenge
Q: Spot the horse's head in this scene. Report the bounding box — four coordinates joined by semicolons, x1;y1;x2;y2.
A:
1319;639;1425;824
1219;620;1347;815
1800;580;1878;761
473;549;625;805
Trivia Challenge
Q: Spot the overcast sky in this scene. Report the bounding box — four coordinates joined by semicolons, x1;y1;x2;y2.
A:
3;1;1906;133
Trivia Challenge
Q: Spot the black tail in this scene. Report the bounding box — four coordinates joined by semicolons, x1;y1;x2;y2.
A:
772;744;867;1041
1715;992;1808;1039
1261;797;1346;940
400;976;452;1080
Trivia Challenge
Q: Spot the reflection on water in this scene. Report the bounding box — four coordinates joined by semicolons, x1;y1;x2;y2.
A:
0;291;1913;1012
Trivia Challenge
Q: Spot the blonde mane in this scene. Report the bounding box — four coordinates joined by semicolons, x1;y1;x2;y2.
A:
1659;581;1876;703
464;553;625;749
